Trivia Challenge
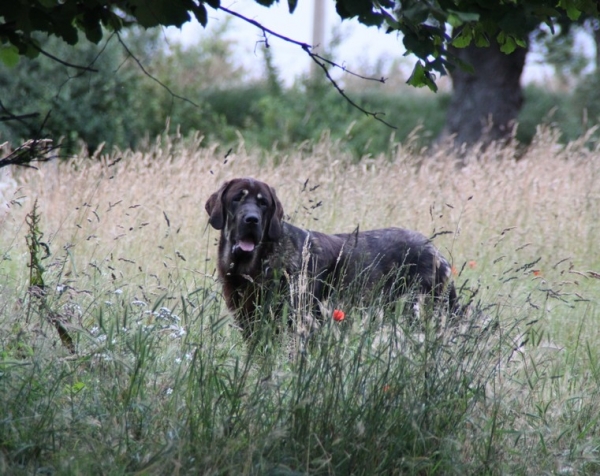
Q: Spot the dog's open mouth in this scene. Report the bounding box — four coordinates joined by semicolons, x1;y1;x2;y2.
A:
233;237;258;255
237;239;255;252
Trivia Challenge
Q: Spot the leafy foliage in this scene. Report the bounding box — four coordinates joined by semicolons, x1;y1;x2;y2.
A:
1;14;598;157
1;0;599;90
0;32;146;152
3;26;598;158
0;27;449;156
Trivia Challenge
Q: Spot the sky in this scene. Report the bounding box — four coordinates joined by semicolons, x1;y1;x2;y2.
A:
164;0;594;89
166;0;407;86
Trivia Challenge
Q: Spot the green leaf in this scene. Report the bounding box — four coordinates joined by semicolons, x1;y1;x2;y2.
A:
531;6;561;18
80;11;103;43
403;31;436;60
448;10;480;23
192;4;208;27
452;27;472;48
473;31;490;48
102;10;126;31
497;29;526;54
24;39;41;59
0;44;20;67
380;10;399;27
336;0;384;25
358;11;384;27
129;0;191;28
498;34;517;54
558;0;582;21
515;37;527;48
399;3;430;24
406;61;438;92
447;9;480;29
287;0;298;14
447;14;463;29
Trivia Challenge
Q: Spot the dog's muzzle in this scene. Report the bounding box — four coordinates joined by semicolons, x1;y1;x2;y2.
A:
232;210;262;255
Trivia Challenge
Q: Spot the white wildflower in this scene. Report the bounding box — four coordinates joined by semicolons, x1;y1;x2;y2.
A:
169;325;186;338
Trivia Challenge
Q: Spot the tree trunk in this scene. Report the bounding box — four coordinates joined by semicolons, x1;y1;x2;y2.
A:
442;39;528;147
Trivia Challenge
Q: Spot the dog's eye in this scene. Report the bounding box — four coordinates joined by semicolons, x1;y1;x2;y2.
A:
257;197;268;208
232;193;244;203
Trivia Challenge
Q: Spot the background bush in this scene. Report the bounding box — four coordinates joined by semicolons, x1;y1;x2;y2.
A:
0;33;145;152
0;27;599;157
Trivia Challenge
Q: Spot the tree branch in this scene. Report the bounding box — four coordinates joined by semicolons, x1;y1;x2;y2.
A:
219;6;396;129
28;41;99;72
0;110;62;170
116;32;202;109
0;137;59;169
313;53;387;84
0;101;40;126
304;47;396;128
0;111;40;123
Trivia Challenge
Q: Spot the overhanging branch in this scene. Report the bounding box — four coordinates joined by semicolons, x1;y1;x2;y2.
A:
219;6;396;129
29;41;99;72
116;33;202;109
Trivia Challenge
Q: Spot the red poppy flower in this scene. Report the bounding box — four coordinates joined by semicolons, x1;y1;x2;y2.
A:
332;309;345;322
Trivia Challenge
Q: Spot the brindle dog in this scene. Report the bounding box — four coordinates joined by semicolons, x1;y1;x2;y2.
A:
205;177;460;341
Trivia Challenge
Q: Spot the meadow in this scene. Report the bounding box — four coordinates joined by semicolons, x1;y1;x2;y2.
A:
1;129;600;474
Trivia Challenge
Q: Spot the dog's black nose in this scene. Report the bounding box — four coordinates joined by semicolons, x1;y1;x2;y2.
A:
244;213;259;224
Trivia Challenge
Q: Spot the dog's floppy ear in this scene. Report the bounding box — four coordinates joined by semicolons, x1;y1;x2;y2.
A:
267;185;284;240
205;180;232;230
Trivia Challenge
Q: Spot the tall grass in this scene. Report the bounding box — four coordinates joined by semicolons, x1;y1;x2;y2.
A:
1;130;599;474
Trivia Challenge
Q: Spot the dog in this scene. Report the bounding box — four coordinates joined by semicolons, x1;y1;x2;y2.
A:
205;177;460;341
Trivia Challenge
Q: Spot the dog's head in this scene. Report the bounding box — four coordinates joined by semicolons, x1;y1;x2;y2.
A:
205;178;284;258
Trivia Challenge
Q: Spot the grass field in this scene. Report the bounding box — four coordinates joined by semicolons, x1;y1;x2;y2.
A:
1;130;600;474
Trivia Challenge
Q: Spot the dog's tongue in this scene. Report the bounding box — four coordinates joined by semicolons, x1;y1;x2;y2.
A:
238;240;255;252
